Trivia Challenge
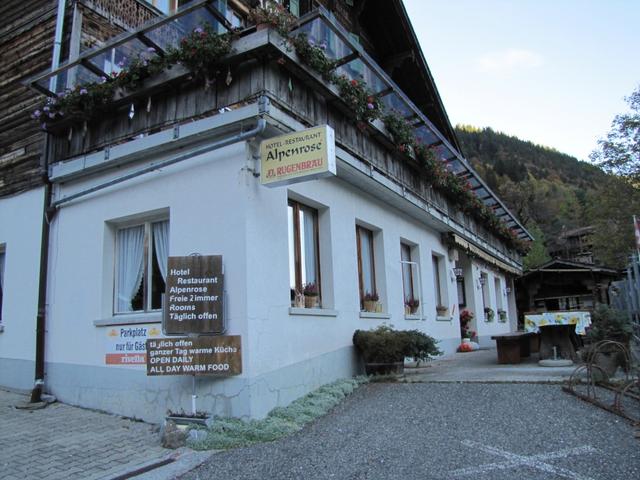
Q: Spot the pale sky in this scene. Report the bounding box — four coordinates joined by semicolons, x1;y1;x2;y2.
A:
403;0;640;161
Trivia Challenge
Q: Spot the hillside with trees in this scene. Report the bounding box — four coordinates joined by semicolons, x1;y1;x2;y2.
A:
455;123;640;270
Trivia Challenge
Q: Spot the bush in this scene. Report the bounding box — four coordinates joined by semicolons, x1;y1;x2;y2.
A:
352;325;441;363
586;305;632;344
188;377;367;450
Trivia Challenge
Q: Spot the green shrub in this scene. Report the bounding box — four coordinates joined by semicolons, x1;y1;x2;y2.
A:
189;377;366;450
586;305;632;344
352;325;441;363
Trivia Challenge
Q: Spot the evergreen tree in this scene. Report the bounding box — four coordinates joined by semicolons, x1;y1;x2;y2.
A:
591;85;640;182
523;223;551;270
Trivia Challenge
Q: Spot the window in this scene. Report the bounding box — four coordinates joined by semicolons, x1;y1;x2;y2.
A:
115;220;169;313
494;277;503;311
0;247;5;323
480;272;489;311
356;226;376;306
288;201;321;306
143;0;178;14
401;243;414;303
457;277;466;308
432;255;443;307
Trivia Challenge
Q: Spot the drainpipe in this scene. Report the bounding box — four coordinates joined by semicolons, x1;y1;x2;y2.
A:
31;170;56;403
31;0;66;403
49;0;67;92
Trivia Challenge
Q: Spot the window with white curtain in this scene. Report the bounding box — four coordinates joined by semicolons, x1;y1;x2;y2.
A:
288;200;320;305
356;226;376;305
432;255;444;307
0;247;5;323
115;220;169;314
401;243;414;303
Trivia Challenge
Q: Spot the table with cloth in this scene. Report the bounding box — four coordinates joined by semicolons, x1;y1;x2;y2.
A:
524;311;591;361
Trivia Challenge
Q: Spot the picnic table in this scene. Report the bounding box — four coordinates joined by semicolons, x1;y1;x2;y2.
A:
524;311;591;362
491;331;535;364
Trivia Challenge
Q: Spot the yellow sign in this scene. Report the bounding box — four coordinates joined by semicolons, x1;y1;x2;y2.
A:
260;125;336;187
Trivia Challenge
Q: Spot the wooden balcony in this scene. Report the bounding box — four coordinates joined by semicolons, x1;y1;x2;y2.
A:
26;0;530;267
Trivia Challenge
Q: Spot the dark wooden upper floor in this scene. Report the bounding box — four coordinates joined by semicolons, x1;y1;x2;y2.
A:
0;0;159;198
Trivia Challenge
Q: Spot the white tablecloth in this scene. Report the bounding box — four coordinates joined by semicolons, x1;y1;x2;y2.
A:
524;311;591;336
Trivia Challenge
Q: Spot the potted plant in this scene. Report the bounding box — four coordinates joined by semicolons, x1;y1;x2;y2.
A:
248;0;296;36
352;325;441;375
291;288;305;308
580;305;633;380
362;291;379;312
405;296;420;315
303;282;320;308
436;304;448;317
484;307;495;322
459;309;475;340
498;309;507;322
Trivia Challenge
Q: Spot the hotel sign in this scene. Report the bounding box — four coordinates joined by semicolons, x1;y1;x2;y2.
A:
146;335;242;376
260;125;336;187
163;255;224;335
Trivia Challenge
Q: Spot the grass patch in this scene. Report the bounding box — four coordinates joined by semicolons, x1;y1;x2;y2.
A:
189;376;368;450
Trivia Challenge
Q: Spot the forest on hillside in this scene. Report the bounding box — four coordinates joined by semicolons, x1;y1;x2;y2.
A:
455;125;640;270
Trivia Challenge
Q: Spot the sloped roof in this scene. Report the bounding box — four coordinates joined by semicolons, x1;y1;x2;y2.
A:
522;259;620;278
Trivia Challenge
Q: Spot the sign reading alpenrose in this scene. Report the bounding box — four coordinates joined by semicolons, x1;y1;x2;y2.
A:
163;255;224;335
260;125;336;187
146;335;241;376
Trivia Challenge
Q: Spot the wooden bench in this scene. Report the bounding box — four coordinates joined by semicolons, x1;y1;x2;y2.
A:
491;332;534;364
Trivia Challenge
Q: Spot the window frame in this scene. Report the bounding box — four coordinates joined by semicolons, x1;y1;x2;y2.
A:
480;272;489;312
113;219;168;315
457;276;467;308
288;200;322;305
356;225;376;306
400;242;414;303
494;277;503;311
432;254;443;307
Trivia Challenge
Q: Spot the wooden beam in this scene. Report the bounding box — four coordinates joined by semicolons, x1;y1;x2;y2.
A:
333;51;359;68
137;32;166;57
205;3;233;31
30;82;56;98
80;59;109;80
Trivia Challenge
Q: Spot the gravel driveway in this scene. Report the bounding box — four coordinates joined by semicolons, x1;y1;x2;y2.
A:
181;383;639;480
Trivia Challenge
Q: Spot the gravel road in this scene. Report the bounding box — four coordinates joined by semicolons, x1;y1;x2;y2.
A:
181;383;639;480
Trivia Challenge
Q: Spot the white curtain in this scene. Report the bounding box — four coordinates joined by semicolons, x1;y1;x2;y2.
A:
152;221;169;281
302;209;317;285
116;226;145;312
360;229;374;294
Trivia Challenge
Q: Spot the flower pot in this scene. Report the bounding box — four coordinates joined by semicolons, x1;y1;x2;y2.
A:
364;361;404;375
436;307;448;317
294;293;305;308
405;306;411;315
462;338;471;344
363;300;378;312
304;295;319;309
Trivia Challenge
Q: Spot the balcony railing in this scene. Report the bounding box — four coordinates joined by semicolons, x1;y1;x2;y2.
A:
26;0;531;243
293;7;530;241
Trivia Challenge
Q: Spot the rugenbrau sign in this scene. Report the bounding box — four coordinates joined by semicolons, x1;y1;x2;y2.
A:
260;125;336;187
163;255;224;335
146;335;241;376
